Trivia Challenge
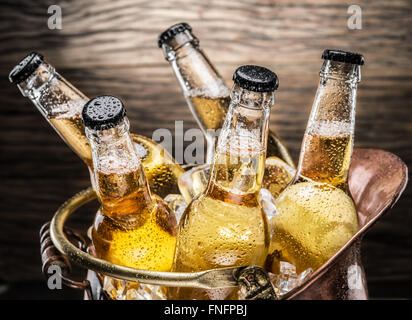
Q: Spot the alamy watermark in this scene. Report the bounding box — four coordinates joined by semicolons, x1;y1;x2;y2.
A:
151;121;261;166
47;265;62;290
46;5;362;32
152;121;208;165
347;5;362;30
47;5;62;30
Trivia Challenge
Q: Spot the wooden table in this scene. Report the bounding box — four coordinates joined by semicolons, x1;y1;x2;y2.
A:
0;0;411;299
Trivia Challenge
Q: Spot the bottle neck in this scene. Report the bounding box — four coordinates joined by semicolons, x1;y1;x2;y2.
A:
86;118;153;215
205;84;272;205
17;61;88;119
16;61;92;167
296;60;360;191
162;34;230;163
166;41;228;95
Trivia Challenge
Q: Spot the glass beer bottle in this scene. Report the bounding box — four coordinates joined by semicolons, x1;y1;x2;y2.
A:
82;96;177;299
158;23;294;167
9;52;184;197
169;65;278;300
268;50;364;274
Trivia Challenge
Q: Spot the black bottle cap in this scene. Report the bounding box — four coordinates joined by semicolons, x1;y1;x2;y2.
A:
233;65;279;92
322;49;364;65
158;22;192;47
82;96;126;131
9;52;44;84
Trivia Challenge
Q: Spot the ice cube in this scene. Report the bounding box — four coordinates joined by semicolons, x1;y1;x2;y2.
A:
103;276;167;300
103;277;128;300
275;273;298;295
259;188;277;218
297;267;313;286
279;261;296;276
271;261;313;298
259;188;277;237
126;284;167;300
164;193;187;223
178;164;209;204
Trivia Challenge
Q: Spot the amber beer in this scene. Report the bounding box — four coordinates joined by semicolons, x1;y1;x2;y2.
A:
48;112;93;166
170;65;278;300
93;169;176;272
82;96;177;299
158;23;294;167
268;50;364;274
298;121;353;191
187;95;230;132
9;52;184;197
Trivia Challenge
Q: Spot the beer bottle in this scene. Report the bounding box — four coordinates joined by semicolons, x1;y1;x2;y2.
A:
9;52;184;197
169;65;277;300
268;50;364;274
158;23;294;167
82;96;177;298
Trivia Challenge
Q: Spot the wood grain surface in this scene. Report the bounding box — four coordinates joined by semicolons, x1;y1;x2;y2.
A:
0;0;411;298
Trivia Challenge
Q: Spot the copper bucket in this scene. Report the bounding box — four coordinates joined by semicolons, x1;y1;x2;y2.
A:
40;148;408;300
284;148;408;299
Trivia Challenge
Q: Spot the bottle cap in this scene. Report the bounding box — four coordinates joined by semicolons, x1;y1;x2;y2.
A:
233;65;279;92
82;96;126;131
158;22;192;47
322;49;364;65
9;52;44;84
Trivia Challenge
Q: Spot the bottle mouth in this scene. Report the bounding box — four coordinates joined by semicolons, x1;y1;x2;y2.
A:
160;35;199;62
158;23;199;61
322;49;364;66
158;22;192;48
9;52;44;85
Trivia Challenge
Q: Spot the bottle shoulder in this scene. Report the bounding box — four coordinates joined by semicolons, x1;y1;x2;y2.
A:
276;180;358;224
179;193;266;231
94;193;177;235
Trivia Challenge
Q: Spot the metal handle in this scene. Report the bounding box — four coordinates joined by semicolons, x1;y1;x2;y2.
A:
40;221;93;299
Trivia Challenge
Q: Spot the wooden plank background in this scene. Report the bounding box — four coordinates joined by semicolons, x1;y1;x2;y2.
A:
0;0;411;299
